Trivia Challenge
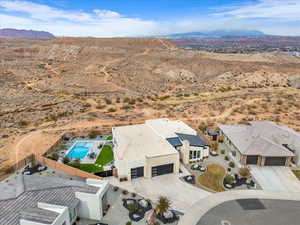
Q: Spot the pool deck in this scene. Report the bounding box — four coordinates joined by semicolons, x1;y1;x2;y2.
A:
65;140;106;164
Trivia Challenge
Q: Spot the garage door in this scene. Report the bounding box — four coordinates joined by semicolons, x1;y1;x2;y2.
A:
152;163;174;177
246;156;259;165
265;157;286;166
131;167;144;179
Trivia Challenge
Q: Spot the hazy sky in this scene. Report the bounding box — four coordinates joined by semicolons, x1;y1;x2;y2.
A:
0;0;300;37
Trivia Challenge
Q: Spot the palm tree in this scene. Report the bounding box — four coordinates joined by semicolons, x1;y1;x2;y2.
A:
155;196;171;216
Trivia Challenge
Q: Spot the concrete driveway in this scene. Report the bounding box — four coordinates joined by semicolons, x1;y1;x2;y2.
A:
250;166;300;192
107;174;210;212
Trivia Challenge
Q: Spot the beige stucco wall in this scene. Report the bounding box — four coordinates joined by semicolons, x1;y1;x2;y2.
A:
145;153;180;179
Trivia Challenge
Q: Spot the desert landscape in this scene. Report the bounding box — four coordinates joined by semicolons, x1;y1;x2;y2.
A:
1;37;300;177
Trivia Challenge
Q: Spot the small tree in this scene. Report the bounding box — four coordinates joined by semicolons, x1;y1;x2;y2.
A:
155;196;171;216
198;124;207;133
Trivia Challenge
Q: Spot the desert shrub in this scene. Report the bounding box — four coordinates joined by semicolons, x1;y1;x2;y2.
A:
277;99;283;105
116;97;120;103
123;97;130;103
227;168;231;172
131;192;137;197
184;93;190;97
96;104;106;109
128;99;136;105
224;175;235;185
122;190;128;195
229;161;235;168
63;157;70;164
104;98;112;104
107;107;116;113
18;120;29;127
88;131;97;139
224;156;229;161
239;168;250;178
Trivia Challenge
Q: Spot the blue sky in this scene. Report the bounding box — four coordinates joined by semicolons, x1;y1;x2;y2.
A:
0;0;300;37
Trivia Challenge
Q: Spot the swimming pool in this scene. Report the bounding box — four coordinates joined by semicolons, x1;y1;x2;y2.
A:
67;142;94;160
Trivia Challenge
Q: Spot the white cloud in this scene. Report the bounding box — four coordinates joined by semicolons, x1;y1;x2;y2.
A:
0;0;93;21
0;0;300;37
93;9;121;19
216;0;300;20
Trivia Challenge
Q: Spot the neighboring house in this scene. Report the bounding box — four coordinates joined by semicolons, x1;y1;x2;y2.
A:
219;121;300;167
0;175;109;225
112;118;209;180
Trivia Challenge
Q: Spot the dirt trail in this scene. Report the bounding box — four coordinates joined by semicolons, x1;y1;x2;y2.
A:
157;39;177;50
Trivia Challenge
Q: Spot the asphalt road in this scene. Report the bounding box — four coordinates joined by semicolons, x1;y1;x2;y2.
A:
198;199;300;225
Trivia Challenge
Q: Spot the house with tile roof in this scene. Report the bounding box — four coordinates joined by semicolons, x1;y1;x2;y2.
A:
219;121;299;167
0;175;109;225
112;118;210;180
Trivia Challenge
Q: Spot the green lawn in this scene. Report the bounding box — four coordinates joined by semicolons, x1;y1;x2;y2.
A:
106;135;113;141
79;145;114;173
292;170;300;180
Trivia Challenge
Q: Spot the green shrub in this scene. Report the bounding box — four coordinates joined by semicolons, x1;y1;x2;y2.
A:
69;159;80;168
221;150;225;154
224;175;235;185
126;222;132;225
198;124;208;133
229;161;235;168
224;156;229;161
63;157;70;164
49;152;59;161
122;190;128;195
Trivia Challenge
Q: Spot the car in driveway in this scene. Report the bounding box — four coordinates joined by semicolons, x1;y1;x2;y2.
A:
22;164;47;175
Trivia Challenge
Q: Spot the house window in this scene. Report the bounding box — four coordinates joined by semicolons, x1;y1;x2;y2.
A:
189;151;193;160
197;151;200;158
193;151;197;159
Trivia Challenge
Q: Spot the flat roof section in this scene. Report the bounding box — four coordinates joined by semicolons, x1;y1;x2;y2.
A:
113;124;178;161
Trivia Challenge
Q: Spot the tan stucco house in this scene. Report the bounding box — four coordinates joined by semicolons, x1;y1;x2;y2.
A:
219;121;299;167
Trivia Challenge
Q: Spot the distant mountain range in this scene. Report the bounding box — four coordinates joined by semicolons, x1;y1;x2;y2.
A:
0;28;55;39
160;30;273;39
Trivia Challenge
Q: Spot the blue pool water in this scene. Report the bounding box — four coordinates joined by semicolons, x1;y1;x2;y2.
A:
67;142;94;159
